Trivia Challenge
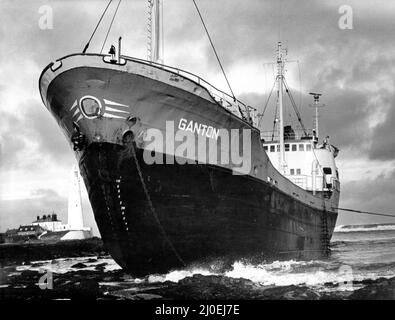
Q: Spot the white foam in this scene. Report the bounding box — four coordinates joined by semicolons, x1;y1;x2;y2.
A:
224;261;351;288
144;259;395;292
16;256;121;274
335;224;395;233
148;268;213;283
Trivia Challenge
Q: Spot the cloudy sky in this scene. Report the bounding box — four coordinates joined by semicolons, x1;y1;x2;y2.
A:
1;0;395;235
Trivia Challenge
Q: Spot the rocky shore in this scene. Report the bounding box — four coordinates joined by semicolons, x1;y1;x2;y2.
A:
1;259;395;300
1;240;395;300
0;238;107;267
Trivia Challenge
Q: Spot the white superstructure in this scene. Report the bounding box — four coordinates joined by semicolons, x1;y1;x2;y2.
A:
261;42;340;196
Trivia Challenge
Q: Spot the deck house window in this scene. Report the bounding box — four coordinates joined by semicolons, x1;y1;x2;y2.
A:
270;145;275;152
292;144;297;151
299;144;304;151
285;144;290;151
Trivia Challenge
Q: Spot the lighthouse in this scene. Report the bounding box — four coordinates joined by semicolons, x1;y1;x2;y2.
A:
67;165;84;230
61;165;92;240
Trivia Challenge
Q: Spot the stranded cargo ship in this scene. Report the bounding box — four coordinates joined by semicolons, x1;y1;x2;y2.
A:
39;0;340;276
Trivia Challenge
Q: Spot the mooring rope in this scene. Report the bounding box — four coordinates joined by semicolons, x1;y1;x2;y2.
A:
129;141;187;267
100;0;123;54
191;0;236;101
334;207;395;219
258;80;276;129
83;0;113;53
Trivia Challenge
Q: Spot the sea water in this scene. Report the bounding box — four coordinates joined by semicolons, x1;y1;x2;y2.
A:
4;224;395;299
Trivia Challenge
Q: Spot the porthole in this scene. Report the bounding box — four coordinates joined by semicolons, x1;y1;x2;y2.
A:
79;96;102;119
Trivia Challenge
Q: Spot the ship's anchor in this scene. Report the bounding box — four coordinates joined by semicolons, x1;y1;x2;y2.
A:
71;122;86;151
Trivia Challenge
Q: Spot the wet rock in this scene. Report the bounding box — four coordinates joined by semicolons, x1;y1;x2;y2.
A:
95;263;107;271
97;251;108;259
0;269;6;283
74;279;101;299
350;277;395;300
86;258;98;263
110;291;163;300
30;263;43;268
151;274;261;299
147;274;325;300
20;270;39;278
262;285;321;300
0;238;106;268
71;263;88;269
2;266;16;273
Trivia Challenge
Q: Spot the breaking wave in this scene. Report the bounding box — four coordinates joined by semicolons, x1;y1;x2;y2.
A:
334;224;395;233
146;258;395;291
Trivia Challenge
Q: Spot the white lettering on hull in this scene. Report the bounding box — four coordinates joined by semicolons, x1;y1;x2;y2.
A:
178;118;219;140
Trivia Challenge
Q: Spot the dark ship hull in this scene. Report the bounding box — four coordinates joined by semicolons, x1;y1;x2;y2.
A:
39;54;339;276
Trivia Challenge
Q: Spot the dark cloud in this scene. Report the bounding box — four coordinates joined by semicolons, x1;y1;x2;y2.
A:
318;88;370;150
338;169;395;225
369;93;395;161
240;87;370;152
23;100;74;165
0;112;26;168
0;100;73;170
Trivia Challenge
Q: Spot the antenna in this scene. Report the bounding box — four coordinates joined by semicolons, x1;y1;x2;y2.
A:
308;92;325;138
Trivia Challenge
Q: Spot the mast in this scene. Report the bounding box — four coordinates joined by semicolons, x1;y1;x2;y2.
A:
147;0;163;63
309;92;325;139
277;42;286;174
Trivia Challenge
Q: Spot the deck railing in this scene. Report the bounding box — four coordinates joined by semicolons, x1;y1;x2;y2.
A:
120;54;256;122
260;129;315;142
51;52;257;125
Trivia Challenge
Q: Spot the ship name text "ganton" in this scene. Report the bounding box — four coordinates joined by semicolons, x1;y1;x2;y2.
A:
178;118;219;140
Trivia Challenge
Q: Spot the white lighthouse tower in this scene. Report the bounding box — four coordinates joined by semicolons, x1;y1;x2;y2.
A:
61;165;92;240
68;164;84;230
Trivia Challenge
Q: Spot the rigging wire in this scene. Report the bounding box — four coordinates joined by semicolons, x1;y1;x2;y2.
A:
283;78;308;135
335;208;395;219
258;80;276;128
271;93;279;141
191;0;236;101
297;60;302;111
83;0;113;53
161;0;164;61
100;0;123;54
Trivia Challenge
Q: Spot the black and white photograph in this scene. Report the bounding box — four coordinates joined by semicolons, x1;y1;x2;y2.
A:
1;0;395;310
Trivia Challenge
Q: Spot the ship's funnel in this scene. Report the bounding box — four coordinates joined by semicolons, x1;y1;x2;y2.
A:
67;165;84;230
